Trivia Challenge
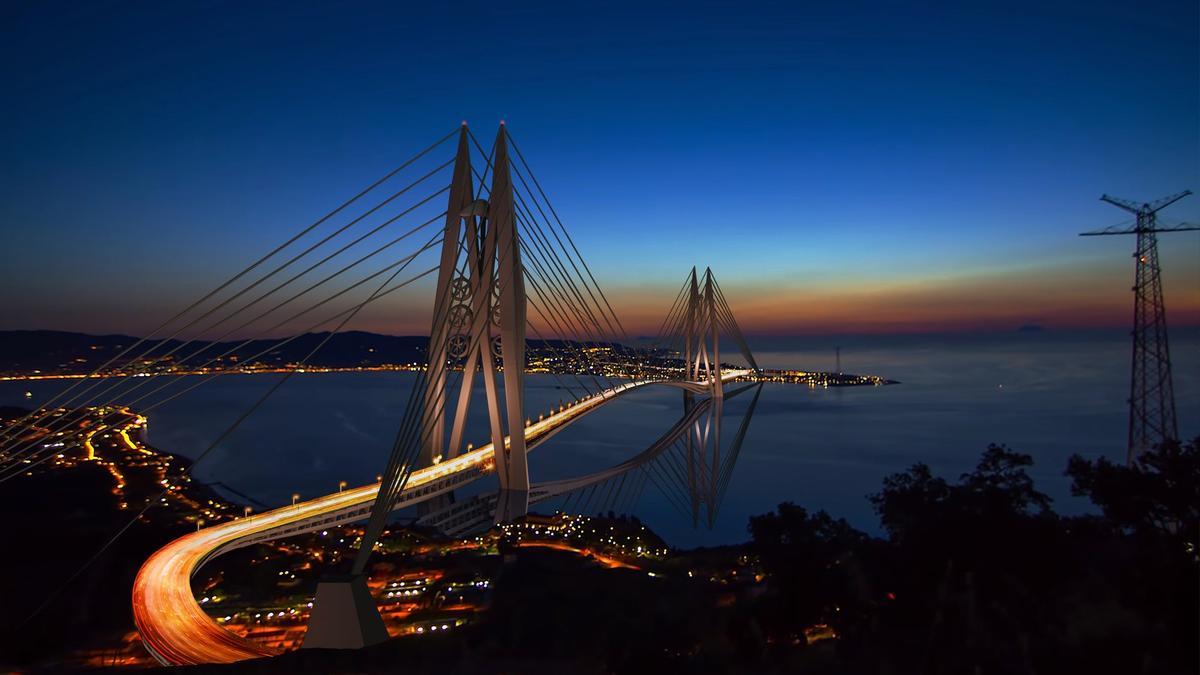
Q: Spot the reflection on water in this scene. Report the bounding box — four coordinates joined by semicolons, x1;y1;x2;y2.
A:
2;328;1196;547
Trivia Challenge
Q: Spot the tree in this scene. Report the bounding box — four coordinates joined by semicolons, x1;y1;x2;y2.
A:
1067;436;1200;544
870;444;1051;544
747;503;870;638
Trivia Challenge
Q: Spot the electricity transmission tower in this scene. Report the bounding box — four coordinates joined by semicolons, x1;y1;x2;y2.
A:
1081;190;1196;464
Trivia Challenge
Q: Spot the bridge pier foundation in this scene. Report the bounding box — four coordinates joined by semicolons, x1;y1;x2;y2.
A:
301;575;389;650
493;487;529;524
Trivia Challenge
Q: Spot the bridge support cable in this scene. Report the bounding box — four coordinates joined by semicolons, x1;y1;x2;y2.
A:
0;173;456;466
599;471;625;514
512;192;621;352
533;395;712;513
0;256;444;482
18;234;423;627
641;453;695;521
0;221;449;474
0;130;460;448
711;282;759;373
350;233;497;570
0;232;447;476
637;382;760;529
518;241;613;392
506;132;629;341
478;163;604;396
630;467;652;513
137;183;451;364
508;181;625;384
516;225;621;389
509;161;622;341
0;251;440;480
712;384;763;518
522;292;602;396
352;125;539;579
653;269;705;359
622;469;647;514
524;324;588;400
514;234;608;382
7;202;447;439
0;143;457;452
470;130;626;344
653;273;694;345
467;130;626;384
468;162;618;392
646;267;761;394
0;158;455;462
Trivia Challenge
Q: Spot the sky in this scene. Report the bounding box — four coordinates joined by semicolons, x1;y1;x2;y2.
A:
1;0;1197;337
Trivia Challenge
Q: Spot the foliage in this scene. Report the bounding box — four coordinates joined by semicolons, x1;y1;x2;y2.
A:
1067;436;1200;544
870;444;1051;543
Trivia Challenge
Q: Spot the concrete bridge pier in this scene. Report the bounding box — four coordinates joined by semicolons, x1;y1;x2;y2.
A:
494;487;529;523
301;575;389;650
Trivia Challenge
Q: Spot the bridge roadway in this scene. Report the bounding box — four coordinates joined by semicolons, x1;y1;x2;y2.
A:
132;371;749;666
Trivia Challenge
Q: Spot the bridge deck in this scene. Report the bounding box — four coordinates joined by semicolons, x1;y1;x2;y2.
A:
132;372;749;665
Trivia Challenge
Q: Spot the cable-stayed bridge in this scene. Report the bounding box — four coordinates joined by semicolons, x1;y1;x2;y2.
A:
0;124;762;666
131;370;754;664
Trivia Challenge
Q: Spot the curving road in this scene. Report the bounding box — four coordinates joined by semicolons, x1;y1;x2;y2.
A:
132;372;749;665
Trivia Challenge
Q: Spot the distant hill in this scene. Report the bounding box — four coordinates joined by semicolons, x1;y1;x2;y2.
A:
0;330;432;375
0;330;630;377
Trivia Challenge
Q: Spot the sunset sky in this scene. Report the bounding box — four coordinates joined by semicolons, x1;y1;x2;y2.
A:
2;1;1197;337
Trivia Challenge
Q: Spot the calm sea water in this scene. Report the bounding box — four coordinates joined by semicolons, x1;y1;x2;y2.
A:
3;328;1197;548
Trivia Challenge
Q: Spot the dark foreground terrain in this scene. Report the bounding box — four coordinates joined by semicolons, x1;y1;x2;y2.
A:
1;399;1195;674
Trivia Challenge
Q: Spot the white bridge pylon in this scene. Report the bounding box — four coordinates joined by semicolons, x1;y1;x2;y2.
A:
306;121;768;650
350;124;530;586
421;124;529;521
664;266;760;395
416;380;763;536
130;123;767;661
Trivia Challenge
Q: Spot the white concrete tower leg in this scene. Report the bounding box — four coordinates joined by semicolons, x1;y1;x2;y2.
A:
706;268;721;398
420;125;475;469
489;124;529;522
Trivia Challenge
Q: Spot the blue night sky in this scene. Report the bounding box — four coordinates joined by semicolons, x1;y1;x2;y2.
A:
1;0;1197;336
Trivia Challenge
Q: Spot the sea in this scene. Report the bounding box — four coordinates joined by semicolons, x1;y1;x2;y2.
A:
3;328;1197;548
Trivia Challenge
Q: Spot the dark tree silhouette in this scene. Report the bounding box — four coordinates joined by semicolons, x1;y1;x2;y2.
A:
1067;436;1200;542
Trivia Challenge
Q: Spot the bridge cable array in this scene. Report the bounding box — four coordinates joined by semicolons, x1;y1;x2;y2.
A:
0;130;458;449
0;132;466;476
5;128;491;622
17;229;433;627
352;126;637;570
650;266;760;380
467;129;627;396
424;380;763;537
552;381;762;529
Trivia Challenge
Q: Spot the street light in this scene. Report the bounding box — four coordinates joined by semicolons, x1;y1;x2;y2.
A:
244;506;252;518
338;480;347;492
292;493;300;507
196;519;205;532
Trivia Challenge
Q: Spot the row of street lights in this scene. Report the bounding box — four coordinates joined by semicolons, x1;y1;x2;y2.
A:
197;476;376;529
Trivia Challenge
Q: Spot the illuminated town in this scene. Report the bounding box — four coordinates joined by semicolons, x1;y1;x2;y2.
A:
0;406;839;669
0;332;894;388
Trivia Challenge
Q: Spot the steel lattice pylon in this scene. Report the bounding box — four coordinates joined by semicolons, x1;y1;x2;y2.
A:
1082;190;1196;463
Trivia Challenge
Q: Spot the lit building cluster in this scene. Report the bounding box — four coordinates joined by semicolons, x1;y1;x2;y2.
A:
755;369;894;387
495;512;669;563
2;405;234;523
